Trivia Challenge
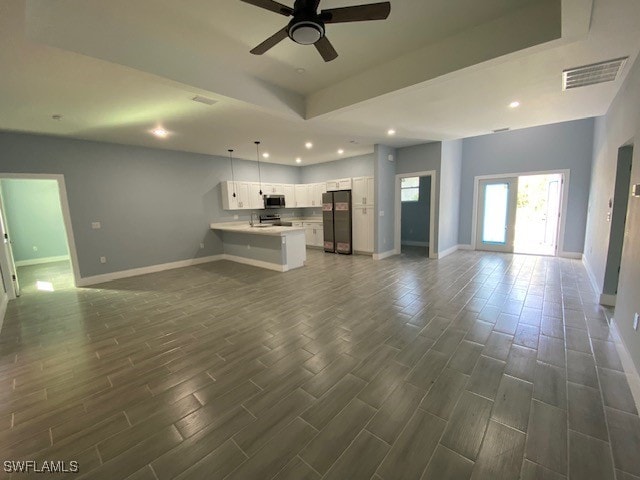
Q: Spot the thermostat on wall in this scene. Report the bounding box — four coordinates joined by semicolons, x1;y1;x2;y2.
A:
633;184;640;197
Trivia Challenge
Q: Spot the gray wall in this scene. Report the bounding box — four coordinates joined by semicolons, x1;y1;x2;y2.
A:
439;140;462;252
0;132;300;278
401;176;431;244
222;231;284;265
396;142;442;253
1;179;69;263
374;145;396;254
458;118;595;254
584;54;640;372
300;154;374;183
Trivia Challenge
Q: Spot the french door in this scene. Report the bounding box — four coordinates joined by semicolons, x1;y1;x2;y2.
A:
476;178;518;253
0;192;20;297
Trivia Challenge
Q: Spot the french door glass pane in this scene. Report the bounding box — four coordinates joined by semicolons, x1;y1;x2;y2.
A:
482;183;509;244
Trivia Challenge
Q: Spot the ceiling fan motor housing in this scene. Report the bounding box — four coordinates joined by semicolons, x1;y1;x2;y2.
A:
288;0;325;45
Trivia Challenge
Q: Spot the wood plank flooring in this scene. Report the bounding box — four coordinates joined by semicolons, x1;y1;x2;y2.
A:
1;249;639;479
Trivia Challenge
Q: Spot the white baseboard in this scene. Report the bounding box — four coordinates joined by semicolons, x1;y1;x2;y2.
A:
221;254;286;272
76;255;224;286
600;293;617;307
15;255;70;267
437;245;459;259
609;318;640;416
559;251;583;259
373;250;396;260
582;254;602;299
457;244;473;251
0;292;8;334
401;241;429;247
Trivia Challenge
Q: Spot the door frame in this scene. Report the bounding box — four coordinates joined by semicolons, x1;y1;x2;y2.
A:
471;169;570;256
0;173;81;297
394;170;437;259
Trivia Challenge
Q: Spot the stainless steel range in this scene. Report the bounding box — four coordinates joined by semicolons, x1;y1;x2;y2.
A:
259;213;292;227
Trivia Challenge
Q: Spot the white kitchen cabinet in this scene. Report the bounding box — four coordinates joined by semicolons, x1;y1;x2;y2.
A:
295;184;309;207
262;183;284;195
352;176;375;206
283;184;295;208
326;178;352;191
221;181;253;210
353;206;374;253
249;183;265;209
326;180;339;191
309;183;326;207
304;222;323;247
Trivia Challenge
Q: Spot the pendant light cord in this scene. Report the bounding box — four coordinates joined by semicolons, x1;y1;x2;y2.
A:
255;141;263;195
228;149;236;198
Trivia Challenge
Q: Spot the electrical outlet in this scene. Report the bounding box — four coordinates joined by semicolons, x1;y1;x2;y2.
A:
92;222;101;229
379;211;384;217
100;256;107;264
634;312;639;331
32;246;38;251
247;245;251;250
234;215;239;220
199;243;205;249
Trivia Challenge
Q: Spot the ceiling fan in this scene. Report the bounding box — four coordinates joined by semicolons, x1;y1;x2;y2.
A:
241;0;391;62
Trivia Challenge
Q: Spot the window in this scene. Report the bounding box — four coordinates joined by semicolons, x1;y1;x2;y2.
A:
401;177;420;202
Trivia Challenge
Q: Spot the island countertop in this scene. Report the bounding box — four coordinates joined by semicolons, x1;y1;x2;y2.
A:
209;222;306;236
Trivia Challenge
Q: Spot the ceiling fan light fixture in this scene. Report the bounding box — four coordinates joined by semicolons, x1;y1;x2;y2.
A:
289;21;324;45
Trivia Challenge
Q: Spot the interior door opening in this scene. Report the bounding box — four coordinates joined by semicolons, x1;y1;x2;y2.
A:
513;174;563;256
400;175;431;257
0;178;75;296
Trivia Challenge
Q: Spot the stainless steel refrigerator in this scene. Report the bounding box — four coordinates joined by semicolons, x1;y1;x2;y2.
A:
322;191;352;254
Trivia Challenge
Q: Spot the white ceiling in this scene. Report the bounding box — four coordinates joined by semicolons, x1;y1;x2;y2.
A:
0;0;639;165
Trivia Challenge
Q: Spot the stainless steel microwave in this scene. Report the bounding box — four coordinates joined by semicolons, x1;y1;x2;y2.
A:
263;194;286;209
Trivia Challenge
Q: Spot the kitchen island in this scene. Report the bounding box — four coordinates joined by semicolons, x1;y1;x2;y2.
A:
210;222;306;272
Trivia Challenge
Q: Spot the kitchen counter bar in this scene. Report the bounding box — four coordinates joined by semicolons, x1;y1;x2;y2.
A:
210;222;306;272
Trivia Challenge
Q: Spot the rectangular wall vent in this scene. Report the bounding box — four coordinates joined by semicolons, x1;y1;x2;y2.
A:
563;57;628;91
492;128;510;133
192;95;218;106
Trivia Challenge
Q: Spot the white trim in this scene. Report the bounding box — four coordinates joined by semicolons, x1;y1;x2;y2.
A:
437;245;459;259
76;255;224;286
394;170;437;259
470;169;570;256
582;254;602;298
0;173;81;289
401;240;429;247
221;254;287;272
609;318;640;415
599;294;616;307
15;255;70;267
0;292;8;334
373;250;396;260
558;251;582;259
457;244;473;250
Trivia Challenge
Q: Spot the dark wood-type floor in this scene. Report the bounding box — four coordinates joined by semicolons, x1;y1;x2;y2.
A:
1;250;639;480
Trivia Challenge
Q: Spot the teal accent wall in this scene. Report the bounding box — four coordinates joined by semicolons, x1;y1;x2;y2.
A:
401;176;431;244
0;179;69;263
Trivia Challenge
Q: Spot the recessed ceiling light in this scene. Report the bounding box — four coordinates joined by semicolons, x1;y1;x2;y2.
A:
387;129;396;136
509;101;520;108
305;142;313;149
338;149;344;154
296;157;302;164
152;128;168;138
296;68;306;74
262;152;270;159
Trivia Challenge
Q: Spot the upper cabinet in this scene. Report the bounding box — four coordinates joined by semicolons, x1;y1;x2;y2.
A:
352;176;375;206
220;177;372;210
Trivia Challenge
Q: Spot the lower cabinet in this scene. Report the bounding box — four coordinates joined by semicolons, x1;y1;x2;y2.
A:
304;222;324;247
353;206;374;253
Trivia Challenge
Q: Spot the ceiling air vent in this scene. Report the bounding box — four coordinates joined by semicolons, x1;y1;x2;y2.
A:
562;57;628;91
192;95;217;106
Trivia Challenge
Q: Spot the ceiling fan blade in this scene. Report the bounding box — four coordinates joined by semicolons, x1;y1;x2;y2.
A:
321;2;391;23
250;27;289;55
315;36;338;62
240;0;293;16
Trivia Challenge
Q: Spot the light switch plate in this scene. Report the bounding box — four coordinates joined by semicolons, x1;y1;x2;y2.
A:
634;312;639;331
92;222;101;229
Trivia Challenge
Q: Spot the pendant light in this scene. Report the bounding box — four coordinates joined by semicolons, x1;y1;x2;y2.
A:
255;141;263;196
228;149;236;198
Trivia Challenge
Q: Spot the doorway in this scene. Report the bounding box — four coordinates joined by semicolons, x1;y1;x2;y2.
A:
474;171;566;255
0;175;80;298
601;145;633;305
400;175;432;257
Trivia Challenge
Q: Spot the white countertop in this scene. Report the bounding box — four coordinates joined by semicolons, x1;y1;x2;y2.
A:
210;222;306;236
